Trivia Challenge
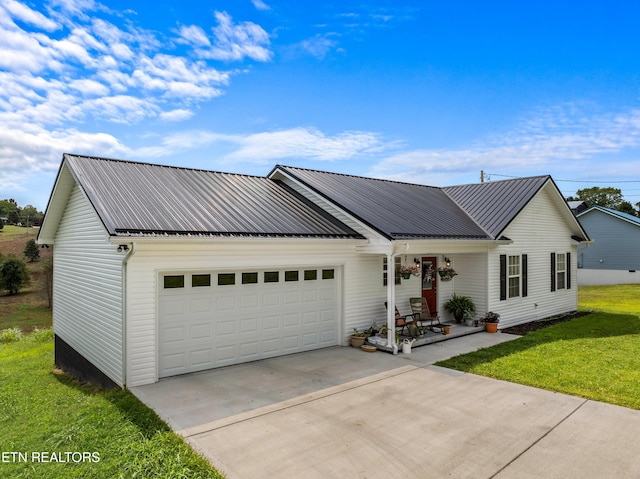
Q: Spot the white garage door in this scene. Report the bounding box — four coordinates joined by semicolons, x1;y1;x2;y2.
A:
158;267;341;378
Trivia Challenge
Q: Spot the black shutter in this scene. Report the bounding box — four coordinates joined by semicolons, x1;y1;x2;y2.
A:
522;254;528;297
550;253;556;292
500;254;507;300
566;252;571;289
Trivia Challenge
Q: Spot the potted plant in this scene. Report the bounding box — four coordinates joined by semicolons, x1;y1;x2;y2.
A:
437;265;457;281
350;328;368;347
463;309;475;327
443;293;476;323
482;311;500;333
398;264;420;280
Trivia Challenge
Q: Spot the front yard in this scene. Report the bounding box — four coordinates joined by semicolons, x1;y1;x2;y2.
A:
0;330;224;478
437;284;640;409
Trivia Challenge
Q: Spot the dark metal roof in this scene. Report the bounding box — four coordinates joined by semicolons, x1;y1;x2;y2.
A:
443;176;550;238
63;154;363;239
273;166;491;240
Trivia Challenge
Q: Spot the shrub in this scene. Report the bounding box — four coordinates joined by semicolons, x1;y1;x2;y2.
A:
23;238;40;262
0;256;30;295
0;328;22;343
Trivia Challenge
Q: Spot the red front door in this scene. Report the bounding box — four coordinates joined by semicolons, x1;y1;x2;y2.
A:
421;257;437;313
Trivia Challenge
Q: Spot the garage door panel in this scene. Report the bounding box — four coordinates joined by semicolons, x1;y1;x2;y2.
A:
283;292;300;305
216;296;237;310
159;267;340;378
190;323;213;341
240;317;259;333
263;315;280;330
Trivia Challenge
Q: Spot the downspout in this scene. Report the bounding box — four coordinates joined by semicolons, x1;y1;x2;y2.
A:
387;243;410;353
120;242;136;389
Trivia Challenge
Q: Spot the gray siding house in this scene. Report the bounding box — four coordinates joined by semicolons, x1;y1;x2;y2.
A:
577;206;640;285
39;154;589;387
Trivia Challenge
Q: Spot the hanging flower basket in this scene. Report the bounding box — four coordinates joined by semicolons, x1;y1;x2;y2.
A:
398;264;420;280
438;268;457;281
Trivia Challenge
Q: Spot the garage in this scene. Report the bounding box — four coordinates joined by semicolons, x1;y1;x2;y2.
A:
158;266;341;378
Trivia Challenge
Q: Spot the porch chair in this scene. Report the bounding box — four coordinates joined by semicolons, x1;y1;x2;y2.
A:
410;297;447;335
384;302;419;337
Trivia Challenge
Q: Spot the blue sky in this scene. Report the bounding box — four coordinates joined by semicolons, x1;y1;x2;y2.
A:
2;0;640;211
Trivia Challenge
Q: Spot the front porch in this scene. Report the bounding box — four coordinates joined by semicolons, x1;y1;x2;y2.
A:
368;322;487;353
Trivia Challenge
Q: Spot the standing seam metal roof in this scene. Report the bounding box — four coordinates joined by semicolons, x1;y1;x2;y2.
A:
274;166;549;240
63;154;363;239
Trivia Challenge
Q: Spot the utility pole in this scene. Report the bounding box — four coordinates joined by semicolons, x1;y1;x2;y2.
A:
480;170;484;183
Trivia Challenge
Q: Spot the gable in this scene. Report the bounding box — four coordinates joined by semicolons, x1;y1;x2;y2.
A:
271;165;489;240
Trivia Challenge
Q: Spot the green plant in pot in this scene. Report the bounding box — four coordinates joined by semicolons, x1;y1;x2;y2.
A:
350;328;368;348
443;293;476;323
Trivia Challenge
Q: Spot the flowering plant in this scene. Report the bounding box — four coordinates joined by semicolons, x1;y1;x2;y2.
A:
437;265;457;279
398;264;421;277
483;311;501;323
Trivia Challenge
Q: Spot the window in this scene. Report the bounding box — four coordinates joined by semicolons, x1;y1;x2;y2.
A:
500;254;528;300
217;273;235;285
264;271;279;283
304;270;317;280
322;269;335;280
163;275;184;289
242;272;258;284
285;270;299;282
508;255;520;298
192;274;210;287
383;257;401;286
551;252;571;292
556;253;566;290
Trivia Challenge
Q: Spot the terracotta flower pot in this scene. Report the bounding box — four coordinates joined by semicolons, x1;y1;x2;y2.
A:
350;335;366;348
485;322;498;333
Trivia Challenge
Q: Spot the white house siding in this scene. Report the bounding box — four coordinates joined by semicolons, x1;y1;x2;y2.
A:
438;253;488;323
488;186;578;328
53;184;124;386
125;239;363;386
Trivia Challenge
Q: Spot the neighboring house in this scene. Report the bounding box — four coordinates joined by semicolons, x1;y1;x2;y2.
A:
576;206;640;285
568;200;589;215
38;154;589;388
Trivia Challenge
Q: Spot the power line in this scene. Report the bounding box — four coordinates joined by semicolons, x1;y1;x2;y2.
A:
486;173;640;184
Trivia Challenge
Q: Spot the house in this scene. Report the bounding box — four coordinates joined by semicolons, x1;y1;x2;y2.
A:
576;206;640;285
568;200;589;215
38;154;589;388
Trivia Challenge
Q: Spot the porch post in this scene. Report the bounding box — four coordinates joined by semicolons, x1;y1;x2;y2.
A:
386;252;396;352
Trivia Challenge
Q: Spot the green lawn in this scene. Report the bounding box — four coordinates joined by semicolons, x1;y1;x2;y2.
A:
0;330;225;478
0;225;40;237
437;284;640;410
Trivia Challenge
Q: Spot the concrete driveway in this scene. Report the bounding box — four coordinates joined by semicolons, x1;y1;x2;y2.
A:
131;334;640;479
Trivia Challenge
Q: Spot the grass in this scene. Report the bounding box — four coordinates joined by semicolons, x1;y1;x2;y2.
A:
0;225;40;237
0;331;225;478
437;284;640;410
0;302;52;332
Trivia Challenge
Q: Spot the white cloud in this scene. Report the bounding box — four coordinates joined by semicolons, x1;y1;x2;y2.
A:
223;127;387;163
177;25;211;47
201;11;272;62
2;0;58;31
0;1;275;191
252;0;271;11
296;33;340;59
160;109;194;122
370;105;640;185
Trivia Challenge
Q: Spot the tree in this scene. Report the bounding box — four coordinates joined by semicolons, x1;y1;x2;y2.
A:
618;201;637;216
0;257;30;295
573;186;625;209
24;239;40;262
41;258;53;309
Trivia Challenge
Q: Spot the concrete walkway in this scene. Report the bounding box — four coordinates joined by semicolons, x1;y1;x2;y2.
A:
131;333;640;479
